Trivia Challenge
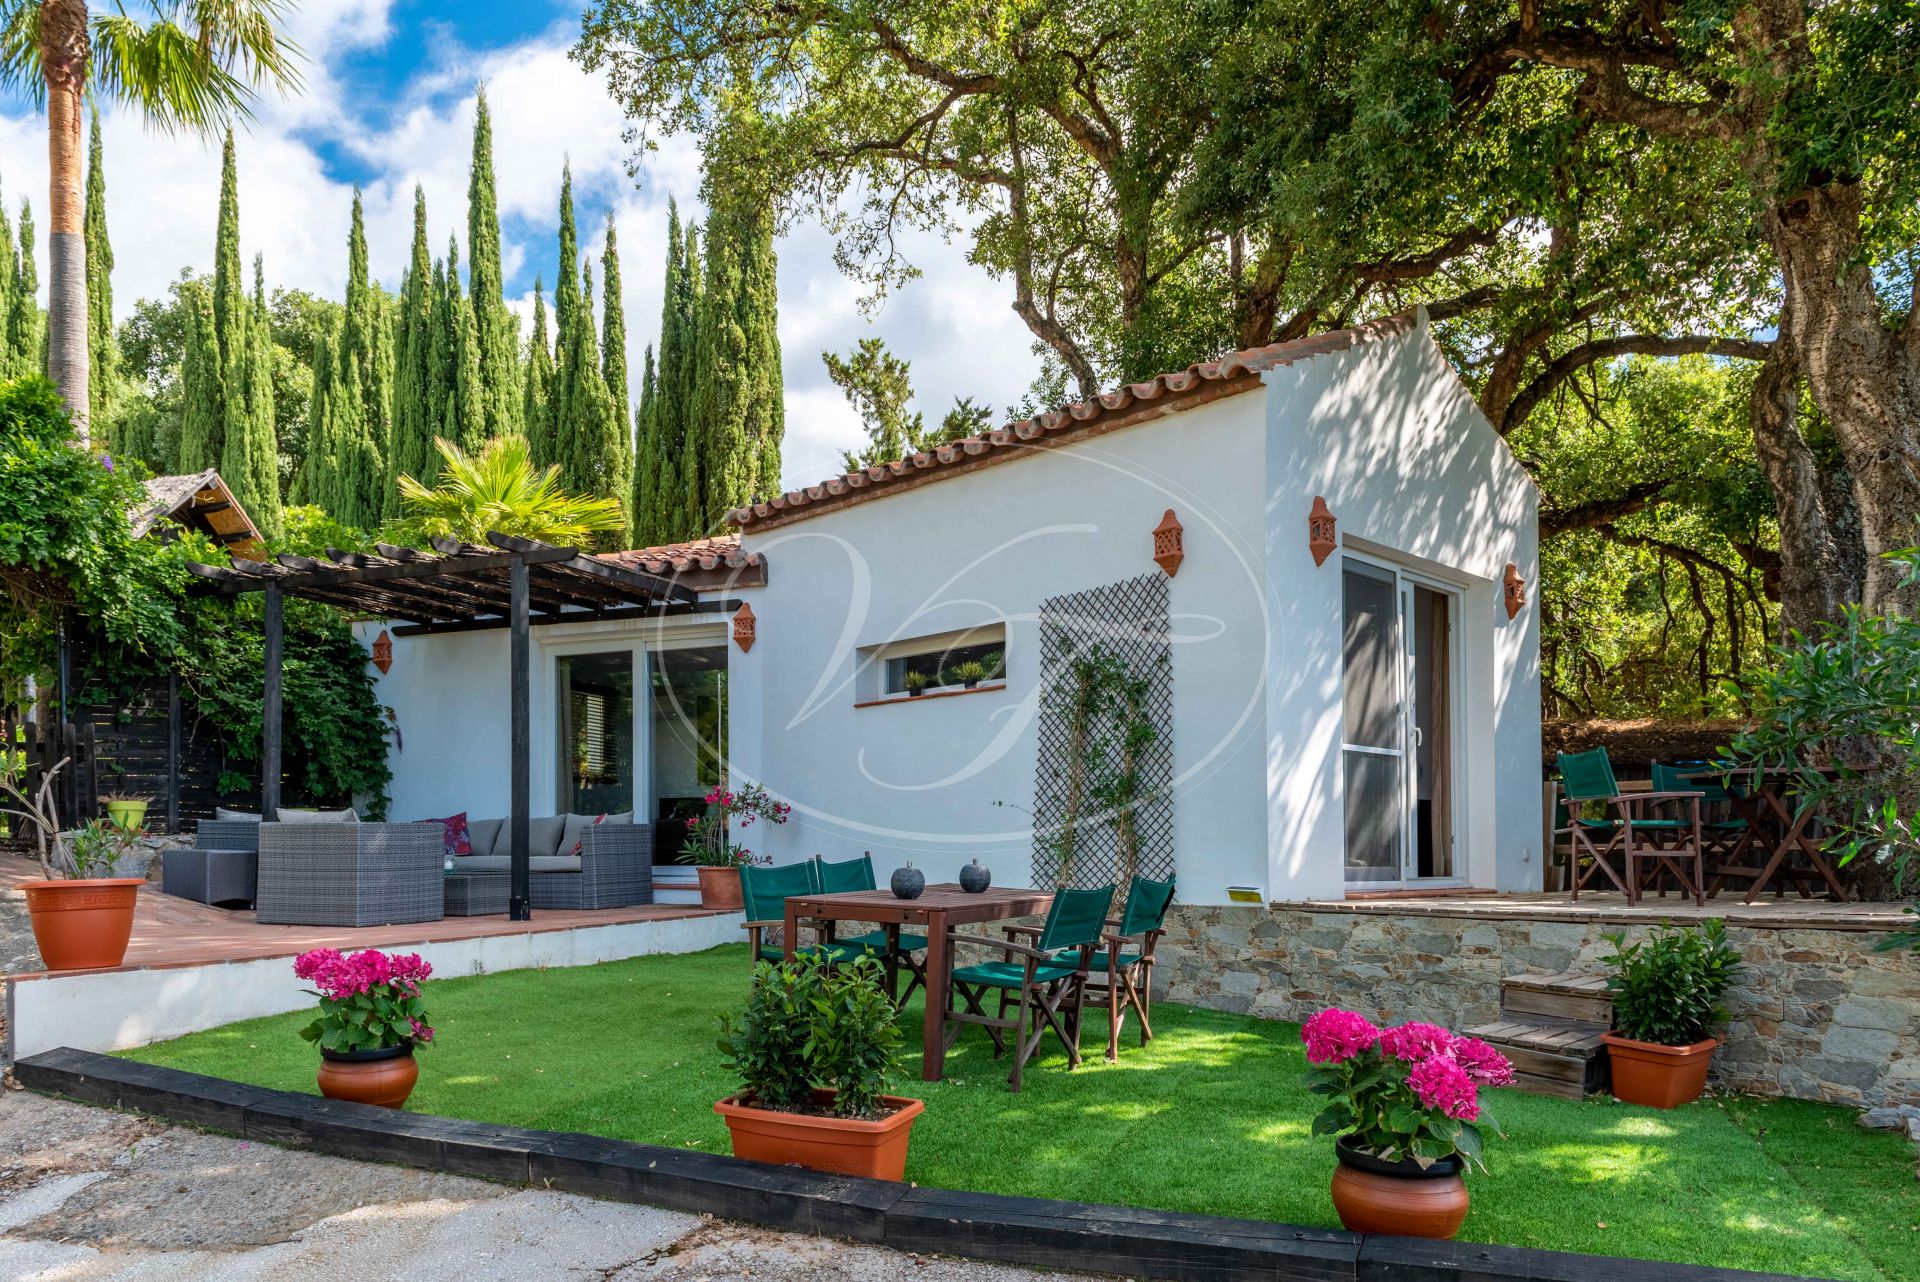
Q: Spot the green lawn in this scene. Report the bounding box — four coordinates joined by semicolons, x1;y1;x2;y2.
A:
123;945;1916;1280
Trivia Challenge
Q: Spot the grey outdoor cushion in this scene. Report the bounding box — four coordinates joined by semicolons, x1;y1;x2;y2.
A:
473;816;567;858
277;807;360;824
214;806;263;823
468;817;503;855
453;854;583;874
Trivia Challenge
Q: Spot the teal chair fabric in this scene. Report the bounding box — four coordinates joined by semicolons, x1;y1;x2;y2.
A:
957;885;1115;990
812;854;928;955
1557;747;1620;803
741;862;863;964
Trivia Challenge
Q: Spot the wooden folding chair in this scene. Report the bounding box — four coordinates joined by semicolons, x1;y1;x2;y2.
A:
1556;748;1706;906
814;852;929;1004
945;884;1116;1092
1077;873;1176;1061
740;862;863;964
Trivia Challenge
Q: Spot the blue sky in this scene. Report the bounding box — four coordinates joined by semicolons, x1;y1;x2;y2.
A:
0;1;1040;489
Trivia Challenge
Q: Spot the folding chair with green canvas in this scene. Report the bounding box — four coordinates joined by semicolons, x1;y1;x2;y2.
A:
946;883;1116;1092
1653;762;1751;892
739;862;866;965
814;853;929;1003
1555;747;1707;906
1066;873;1176;1061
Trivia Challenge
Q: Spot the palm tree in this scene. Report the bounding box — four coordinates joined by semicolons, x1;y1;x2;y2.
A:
0;0;302;446
395;434;629;548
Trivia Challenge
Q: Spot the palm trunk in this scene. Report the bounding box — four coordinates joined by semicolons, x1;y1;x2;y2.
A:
42;0;91;446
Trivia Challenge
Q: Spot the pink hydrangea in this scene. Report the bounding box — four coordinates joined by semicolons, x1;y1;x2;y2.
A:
1378;1020;1454;1064
408;1017;436;1044
1302;1008;1380;1064
1451;1036;1517;1088
1408;1054;1481;1121
292;947;432;1003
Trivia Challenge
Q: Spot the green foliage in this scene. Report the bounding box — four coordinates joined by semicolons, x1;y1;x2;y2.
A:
65;818;135;879
304;191;392;528
521;277;554;467
555;258;631;548
718;953;902;1119
4;197;41;380
84;109;121;438
465;89;520;442
1726;549;1920;899
1601;921;1742;1047
692;187;782;529
633;202;699;544
393;433;626;549
387;186;438;520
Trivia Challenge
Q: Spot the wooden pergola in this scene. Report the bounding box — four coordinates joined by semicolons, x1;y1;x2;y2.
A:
188;532;730;920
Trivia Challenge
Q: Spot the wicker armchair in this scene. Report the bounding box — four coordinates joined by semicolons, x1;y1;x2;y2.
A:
254;822;444;927
195;819;263;853
530;822;653;909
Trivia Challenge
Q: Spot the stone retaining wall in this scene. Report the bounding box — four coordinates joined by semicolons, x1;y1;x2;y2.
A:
1154;904;1920;1108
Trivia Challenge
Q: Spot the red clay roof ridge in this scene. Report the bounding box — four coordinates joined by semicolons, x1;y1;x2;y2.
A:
728;308;1421;530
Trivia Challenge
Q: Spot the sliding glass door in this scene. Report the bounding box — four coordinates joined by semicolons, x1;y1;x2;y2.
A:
648;645;729;859
556;651;637;815
1341;557;1458;887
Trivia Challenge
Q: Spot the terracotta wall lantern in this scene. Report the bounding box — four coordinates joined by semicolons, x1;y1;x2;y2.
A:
1152;509;1185;577
370;629;393;675
733;601;757;653
1503;563;1526;620
1308;496;1338;567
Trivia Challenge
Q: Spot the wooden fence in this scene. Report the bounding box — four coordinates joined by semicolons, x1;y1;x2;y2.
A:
1;717;98;840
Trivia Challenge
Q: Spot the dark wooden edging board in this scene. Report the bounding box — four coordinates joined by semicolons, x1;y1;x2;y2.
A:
15;1049;1825;1282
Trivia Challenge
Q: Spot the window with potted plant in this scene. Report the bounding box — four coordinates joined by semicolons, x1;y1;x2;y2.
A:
2;758;146;970
1302;1009;1514;1240
677;781;788;908
950;660;987;689
293;947;435;1109
714;952;924;1179
1600;920;1742;1108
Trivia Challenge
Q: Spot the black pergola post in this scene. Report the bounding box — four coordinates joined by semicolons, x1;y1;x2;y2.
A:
509;553;530;921
261;582;284;819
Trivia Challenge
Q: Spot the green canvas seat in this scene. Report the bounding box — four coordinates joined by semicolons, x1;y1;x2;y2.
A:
1554;747;1706;906
1054;873;1176;1060
945;883;1116;1092
740;862;824;964
811;853;928;1004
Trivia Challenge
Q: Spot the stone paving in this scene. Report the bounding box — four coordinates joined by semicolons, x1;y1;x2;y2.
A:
0;1088;1096;1282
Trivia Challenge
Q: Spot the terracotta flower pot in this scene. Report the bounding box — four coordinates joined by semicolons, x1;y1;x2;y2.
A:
1602;1033;1718;1109
22;878;142;971
317;1044;419;1109
715;1089;925;1180
697;865;745;911
1329;1138;1469;1240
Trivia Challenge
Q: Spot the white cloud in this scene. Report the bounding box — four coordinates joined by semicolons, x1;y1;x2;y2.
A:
0;17;1042;494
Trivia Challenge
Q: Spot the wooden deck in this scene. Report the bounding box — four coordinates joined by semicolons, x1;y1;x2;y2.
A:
1;859;728;981
1289;889;1905;932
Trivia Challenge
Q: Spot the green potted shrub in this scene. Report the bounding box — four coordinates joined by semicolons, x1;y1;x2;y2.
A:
1600;920;1742;1108
3;760;144;971
904;670;930;697
951;660;988;689
714;952;924;1179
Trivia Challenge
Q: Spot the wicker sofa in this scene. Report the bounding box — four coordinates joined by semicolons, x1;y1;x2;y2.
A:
449;815;653;910
255;822;445;927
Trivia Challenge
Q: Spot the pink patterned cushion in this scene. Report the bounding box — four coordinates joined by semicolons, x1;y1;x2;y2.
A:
429;812;471;859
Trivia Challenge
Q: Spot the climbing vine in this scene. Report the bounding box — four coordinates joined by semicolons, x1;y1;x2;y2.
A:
1042;645;1160;887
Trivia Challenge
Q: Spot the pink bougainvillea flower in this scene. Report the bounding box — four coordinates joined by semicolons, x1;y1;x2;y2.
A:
1378;1020;1455;1064
1408;1054;1481;1121
1451;1036;1516;1087
1301;1008;1380;1064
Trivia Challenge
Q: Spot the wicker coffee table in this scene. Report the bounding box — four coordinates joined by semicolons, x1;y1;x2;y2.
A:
163;847;258;908
442;872;511;916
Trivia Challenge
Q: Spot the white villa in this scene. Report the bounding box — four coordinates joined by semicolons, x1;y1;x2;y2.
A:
363;306;1541;905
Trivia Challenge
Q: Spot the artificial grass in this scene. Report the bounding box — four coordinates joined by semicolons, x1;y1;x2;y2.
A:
123;945;1917;1280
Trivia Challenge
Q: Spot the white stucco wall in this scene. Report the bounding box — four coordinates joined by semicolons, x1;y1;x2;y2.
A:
733;390;1273;904
1261;311;1542;900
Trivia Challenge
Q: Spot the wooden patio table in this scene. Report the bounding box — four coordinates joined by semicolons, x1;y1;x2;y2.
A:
1681;766;1846;903
783;883;1054;1082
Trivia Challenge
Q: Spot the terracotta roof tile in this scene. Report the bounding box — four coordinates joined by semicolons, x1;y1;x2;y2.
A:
729;309;1419;531
595;534;761;578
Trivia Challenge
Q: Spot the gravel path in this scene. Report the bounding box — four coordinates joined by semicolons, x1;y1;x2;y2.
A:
0;1088;1104;1282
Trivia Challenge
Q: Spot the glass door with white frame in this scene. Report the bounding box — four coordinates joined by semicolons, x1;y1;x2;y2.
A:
556;651;636;814
1341;557;1458;887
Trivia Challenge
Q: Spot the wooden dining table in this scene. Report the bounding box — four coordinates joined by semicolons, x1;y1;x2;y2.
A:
782;883;1055;1082
1682;765;1847;903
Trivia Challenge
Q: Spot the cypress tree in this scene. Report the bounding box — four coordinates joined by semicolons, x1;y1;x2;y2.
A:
309;190;386;527
600;213;630;433
692;198;783;530
179;133;248;472
443;233;487;453
523;276;555;463
7;197;42;381
386;185;436;515
222;255;283;539
466;88;518;439
83;109;119;443
631;342;666;544
555;258;628;547
176;289;222;473
637;202;698;543
0;190;17;371
552;164;580;358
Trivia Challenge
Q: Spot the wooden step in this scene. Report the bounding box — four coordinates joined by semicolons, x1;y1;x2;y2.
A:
1467;1018;1610;1100
1499;970;1613;1025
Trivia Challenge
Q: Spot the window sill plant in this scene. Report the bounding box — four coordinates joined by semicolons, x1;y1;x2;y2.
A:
293;947;435;1108
714;952;923;1179
1303;1009;1514;1240
677;782;788;910
3;759;145;971
1600;919;1741;1108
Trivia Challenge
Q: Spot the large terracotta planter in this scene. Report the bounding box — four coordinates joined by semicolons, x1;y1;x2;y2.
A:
1603;1033;1717;1109
697;865;744;911
317;1044;419;1109
1329;1138;1469;1240
715;1089;925;1180
22;878;142;971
